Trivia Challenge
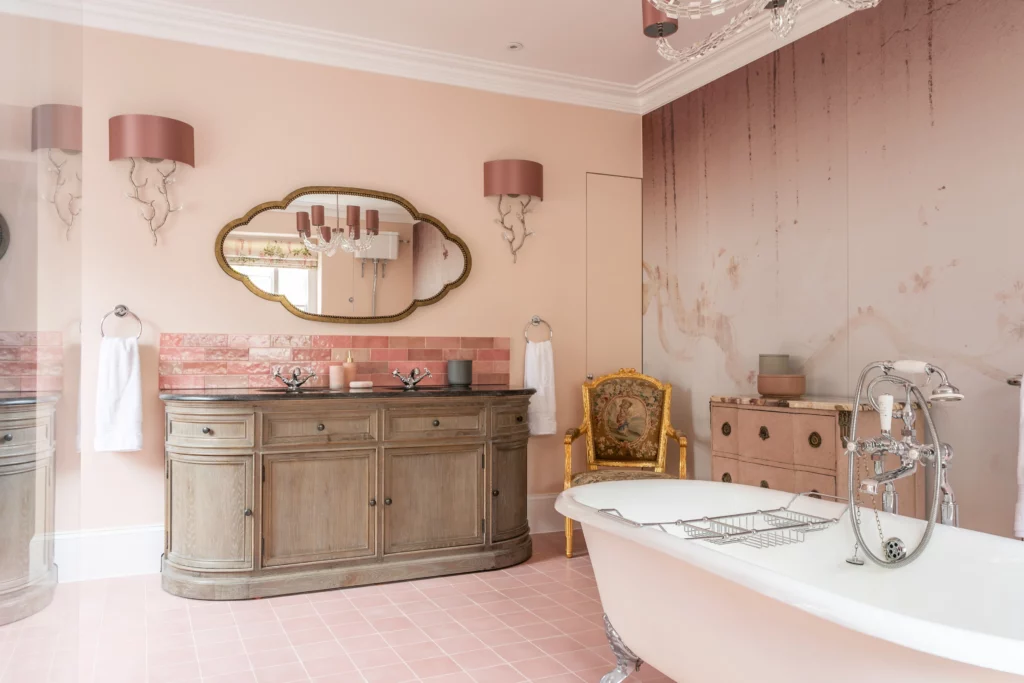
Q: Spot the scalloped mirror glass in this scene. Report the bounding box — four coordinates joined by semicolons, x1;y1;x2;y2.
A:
217;188;470;323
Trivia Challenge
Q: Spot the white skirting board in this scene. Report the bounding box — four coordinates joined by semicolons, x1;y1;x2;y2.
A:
53;524;164;583
51;499;573;582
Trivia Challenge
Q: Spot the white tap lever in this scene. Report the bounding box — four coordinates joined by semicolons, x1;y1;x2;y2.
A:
877;394;894;434
891;360;929;375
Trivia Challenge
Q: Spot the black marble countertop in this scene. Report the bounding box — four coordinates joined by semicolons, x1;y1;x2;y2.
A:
0;392;61;407
160;385;535;402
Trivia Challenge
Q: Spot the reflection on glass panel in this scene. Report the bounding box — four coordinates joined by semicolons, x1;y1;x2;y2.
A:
222;192;465;319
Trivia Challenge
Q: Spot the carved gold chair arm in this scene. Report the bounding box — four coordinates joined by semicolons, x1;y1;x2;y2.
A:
564;422;588;489
666;425;688;480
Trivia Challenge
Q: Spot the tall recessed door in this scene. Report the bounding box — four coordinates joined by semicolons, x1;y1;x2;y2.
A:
586;173;643;379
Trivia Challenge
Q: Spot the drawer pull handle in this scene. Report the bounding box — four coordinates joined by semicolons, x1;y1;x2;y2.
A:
317;423;326;432
369;498;377;507
721;422;731;436
721;472;732;483
758;426;770;441
243;508;252;517
2;433;12;443
516;415;524;423
492;489;500;497
384;498;392;506
760;480;770;489
808;431;822;448
201;427;212;435
432;419;440;427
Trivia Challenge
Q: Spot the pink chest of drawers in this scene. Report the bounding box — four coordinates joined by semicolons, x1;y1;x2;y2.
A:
710;395;926;519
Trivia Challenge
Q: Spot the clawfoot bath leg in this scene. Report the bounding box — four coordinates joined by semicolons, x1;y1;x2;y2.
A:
600;614;642;683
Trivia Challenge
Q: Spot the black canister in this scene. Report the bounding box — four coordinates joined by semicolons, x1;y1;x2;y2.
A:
447;360;473;387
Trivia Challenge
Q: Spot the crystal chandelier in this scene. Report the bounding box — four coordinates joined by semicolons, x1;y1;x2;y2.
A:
295;196;377;256
643;0;881;64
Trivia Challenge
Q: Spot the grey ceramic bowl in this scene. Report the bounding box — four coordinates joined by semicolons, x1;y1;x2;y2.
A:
447;360;473;387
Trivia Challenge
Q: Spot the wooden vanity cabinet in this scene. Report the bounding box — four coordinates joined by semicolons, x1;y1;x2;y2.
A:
161;391;533;600
0;397;58;626
710;396;926;518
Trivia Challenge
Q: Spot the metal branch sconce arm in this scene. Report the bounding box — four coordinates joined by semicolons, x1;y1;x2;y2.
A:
45;150;81;240
495;194;534;264
483;159;543;264
125;158;183;245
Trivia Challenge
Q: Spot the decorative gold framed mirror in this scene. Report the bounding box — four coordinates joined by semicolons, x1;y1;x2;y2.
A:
215;187;471;324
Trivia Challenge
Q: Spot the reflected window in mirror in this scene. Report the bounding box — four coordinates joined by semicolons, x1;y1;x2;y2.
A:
217;188;470;324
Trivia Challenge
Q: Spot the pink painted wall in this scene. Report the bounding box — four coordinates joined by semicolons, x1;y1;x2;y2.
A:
642;0;1024;537
1;15;641;531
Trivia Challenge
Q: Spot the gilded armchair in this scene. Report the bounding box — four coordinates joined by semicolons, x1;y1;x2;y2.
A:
563;368;687;558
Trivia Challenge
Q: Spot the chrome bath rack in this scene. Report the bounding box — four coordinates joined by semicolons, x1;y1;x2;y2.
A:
598;493;842;549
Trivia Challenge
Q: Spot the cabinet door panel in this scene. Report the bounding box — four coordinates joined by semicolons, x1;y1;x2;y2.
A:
263;449;376;566
167;453;253;571
0;460;49;591
384;446;484;554
491;441;528;542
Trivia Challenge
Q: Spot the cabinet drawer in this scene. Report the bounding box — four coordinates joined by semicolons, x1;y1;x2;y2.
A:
492;404;529;437
737;410;793;464
710;407;738;455
384;406;486;441
792;414;836;471
711;454;739;484
263;410;377;447
0;415;53;455
737;460;796;493
166;412;255;448
795;470;836;499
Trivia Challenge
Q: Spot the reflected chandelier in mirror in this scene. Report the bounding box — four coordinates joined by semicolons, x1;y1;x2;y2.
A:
215;187;471;324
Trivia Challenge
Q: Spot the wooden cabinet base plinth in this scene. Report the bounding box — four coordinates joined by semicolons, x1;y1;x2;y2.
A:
0;566;57;626
161;532;531;601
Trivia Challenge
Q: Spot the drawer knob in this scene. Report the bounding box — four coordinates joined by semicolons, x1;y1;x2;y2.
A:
317;423;326;432
721;472;732;483
201;427;212;435
384;498;392;506
760;480;770;489
516;415;524;423
721;422;731;437
369;498;377;507
809;490;822;499
808;431;822;448
432;419;440;427
492;489;500;497
758;426;770;441
2;433;12;443
243;508;252;517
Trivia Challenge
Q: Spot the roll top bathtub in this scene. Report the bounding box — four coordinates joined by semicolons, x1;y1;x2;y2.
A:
556;480;1024;683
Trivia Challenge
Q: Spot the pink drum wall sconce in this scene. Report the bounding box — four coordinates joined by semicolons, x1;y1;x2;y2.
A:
483;159;543;264
109;114;195;245
32;104;83;240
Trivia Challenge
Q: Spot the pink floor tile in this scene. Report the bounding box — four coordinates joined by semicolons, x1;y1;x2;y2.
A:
450;647;505;670
467;663;527;682
199;652;253;677
248;646;300;669
253;662;310;683
512;654;571;679
347;646;401;670
434;634;487;656
407;654;462;678
302;653;357;678
360;662;417;682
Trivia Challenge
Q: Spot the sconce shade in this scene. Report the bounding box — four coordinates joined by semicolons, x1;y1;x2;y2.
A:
483;159;543;200
108;114;195;166
296;211;311;238
311;205;325;227
346;205;361;227
365;209;379;236
31;104;82;152
641;0;678;38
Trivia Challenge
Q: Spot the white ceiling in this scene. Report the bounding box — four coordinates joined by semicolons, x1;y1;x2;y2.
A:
166;0;730;86
5;0;853;113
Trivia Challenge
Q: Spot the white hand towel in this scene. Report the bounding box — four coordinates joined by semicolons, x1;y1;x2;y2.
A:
1016;378;1024;539
524;340;556;435
94;337;143;452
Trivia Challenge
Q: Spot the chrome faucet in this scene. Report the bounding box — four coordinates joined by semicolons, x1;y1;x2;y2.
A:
273;366;317;392
392;367;431;389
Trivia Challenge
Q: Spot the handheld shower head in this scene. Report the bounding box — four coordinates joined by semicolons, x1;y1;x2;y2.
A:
930;382;964;402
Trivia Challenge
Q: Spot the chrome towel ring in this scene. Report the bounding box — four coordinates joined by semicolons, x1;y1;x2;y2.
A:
100;304;143;339
524;315;553;341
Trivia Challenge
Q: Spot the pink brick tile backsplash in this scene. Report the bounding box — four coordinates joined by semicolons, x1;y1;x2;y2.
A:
159;334;511;390
0;332;64;392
